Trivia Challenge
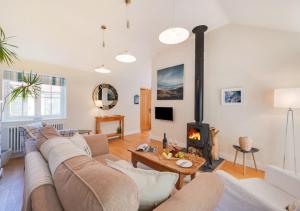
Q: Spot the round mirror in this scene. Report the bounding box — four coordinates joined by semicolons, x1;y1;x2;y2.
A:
93;84;118;110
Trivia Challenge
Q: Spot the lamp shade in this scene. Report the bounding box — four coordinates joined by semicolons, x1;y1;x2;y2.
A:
94;65;111;74
159;27;190;45
274;88;300;108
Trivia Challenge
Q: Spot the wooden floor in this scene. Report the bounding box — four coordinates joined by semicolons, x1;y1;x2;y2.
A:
0;158;24;211
0;132;264;211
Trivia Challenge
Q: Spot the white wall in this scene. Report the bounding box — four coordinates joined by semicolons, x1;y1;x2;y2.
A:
0;59;151;136
151;24;300;170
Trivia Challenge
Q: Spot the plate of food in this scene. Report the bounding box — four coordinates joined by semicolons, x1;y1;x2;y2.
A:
176;159;193;168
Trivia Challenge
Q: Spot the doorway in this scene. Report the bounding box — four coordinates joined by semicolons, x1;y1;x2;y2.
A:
140;88;151;132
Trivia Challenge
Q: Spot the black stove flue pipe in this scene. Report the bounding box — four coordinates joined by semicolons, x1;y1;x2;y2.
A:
192;25;208;123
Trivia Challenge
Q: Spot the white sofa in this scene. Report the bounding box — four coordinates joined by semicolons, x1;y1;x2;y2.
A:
216;165;300;211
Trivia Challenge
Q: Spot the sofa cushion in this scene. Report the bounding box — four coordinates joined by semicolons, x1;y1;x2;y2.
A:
107;159;178;211
69;133;92;157
94;153;120;164
154;173;224;211
240;178;296;209
38;126;60;148
53;155;139;211
84;134;109;157
40;137;71;161
31;184;63;211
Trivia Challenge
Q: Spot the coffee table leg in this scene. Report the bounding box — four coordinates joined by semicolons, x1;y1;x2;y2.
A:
131;155;138;168
176;174;185;190
191;173;196;180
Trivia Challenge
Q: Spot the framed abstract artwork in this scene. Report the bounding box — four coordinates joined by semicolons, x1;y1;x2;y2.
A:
157;64;184;100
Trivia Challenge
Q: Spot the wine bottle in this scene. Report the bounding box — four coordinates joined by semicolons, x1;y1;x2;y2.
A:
163;133;168;149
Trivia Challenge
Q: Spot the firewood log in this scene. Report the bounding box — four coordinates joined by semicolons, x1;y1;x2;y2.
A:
210;127;220;161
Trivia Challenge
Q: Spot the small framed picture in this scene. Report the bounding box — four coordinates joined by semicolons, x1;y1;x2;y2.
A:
222;88;244;105
134;95;139;104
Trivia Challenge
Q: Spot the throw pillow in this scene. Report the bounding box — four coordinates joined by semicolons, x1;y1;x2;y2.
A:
69;133;92;157
23;122;44;140
106;159;178;211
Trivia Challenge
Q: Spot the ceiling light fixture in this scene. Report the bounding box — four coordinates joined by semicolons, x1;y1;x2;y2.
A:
94;25;112;73
115;0;137;63
159;0;189;45
116;51;136;63
94;65;111;74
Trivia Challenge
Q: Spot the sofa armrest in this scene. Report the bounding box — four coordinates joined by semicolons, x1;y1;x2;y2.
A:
84;134;109;157
154;173;224;211
216;170;281;211
265;165;300;198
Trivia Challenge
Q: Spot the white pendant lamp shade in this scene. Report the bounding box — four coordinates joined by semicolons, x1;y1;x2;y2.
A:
115;51;136;63
159;27;190;45
94;65;111;74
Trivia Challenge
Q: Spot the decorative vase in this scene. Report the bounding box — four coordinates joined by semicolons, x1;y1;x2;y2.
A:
239;137;253;151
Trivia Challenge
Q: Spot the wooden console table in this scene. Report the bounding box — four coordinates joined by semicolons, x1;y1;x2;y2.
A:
95;115;125;139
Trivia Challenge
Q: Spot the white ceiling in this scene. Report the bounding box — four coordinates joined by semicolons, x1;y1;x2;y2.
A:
218;0;300;33
0;0;299;73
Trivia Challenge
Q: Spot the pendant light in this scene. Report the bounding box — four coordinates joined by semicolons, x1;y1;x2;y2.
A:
115;0;136;63
94;25;112;74
115;51;136;63
159;0;189;45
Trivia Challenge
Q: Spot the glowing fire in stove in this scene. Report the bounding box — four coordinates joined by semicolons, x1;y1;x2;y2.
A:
188;129;201;141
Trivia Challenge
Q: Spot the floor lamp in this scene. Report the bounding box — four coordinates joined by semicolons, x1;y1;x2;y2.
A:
274;88;300;174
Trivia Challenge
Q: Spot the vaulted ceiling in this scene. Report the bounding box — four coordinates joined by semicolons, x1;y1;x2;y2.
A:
1;0;299;73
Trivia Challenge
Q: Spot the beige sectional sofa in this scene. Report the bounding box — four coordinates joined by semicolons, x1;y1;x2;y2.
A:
24;134;224;211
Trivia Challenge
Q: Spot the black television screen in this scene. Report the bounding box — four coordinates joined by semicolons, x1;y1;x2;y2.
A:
155;107;173;121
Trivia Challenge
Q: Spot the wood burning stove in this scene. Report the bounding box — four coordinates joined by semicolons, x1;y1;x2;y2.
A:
186;25;212;169
187;122;212;167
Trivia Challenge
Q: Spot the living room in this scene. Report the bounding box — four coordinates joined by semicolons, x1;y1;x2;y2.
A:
1;0;300;211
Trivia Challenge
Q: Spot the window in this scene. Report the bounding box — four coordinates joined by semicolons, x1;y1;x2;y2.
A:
2;70;66;122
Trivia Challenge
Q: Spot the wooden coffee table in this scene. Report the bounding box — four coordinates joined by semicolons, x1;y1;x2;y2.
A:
128;146;205;189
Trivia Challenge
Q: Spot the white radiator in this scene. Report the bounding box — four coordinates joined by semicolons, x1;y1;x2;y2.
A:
8;126;24;154
2;122;64;156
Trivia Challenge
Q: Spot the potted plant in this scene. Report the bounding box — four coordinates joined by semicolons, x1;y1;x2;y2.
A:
0;26;41;178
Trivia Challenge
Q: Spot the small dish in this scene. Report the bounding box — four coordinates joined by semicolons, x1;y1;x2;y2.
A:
176;159;193;168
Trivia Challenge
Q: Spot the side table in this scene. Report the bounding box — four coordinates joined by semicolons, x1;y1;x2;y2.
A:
233;145;259;175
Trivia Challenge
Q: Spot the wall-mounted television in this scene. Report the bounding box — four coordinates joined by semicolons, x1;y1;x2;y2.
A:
155;107;173;121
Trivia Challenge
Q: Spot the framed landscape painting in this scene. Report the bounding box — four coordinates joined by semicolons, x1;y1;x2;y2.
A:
222;88;244;105
157;64;184;100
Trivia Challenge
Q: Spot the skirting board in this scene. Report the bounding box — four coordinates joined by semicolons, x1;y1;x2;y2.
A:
125;129;141;136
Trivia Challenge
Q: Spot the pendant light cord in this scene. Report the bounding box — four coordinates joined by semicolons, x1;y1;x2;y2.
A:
172;0;175;27
125;0;130;29
101;25;106;48
101;25;107;66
